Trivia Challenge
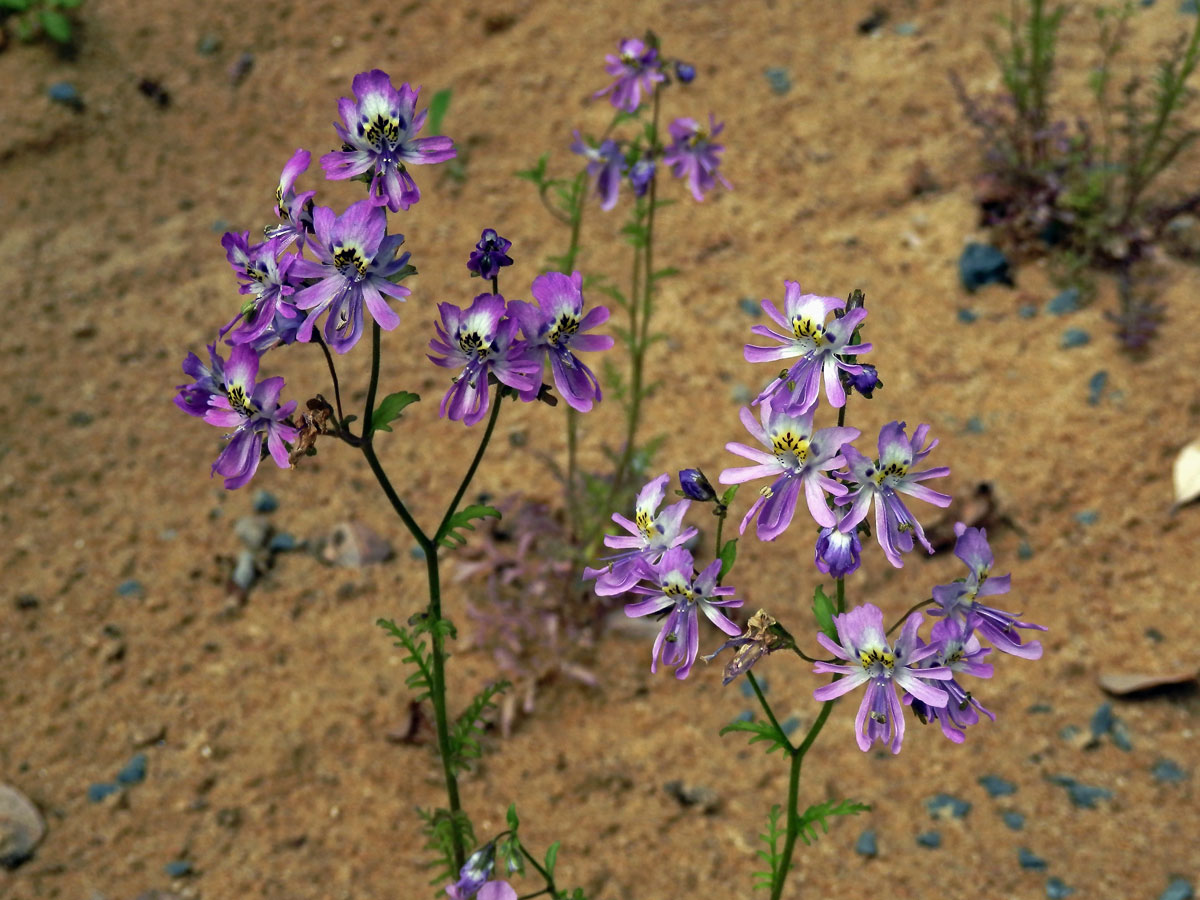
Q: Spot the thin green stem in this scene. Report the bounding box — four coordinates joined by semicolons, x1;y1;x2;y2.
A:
436;385;504;543
562;171;588;538
747;671;792;753
520;846;560;899
313;334;346;424
363;321;382;440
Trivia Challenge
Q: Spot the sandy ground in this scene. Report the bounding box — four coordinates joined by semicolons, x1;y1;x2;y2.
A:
3;0;1200;898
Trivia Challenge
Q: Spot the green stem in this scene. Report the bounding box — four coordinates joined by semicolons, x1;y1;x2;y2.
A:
313;334;346;424
747;671;792;753
436;385;504;543
520;846;560;899
363;321;382;440
563;171;588;539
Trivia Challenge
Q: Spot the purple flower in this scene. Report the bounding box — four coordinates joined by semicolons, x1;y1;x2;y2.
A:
571;131;627;211
220;232;299;345
674;61;696;84
446;883;516;900
931;525;1046;659
662;114;731;202
264;149;315;253
629;156;655;197
623;547;742;680
814;526;862;578
593;37;665;112
321;69;456;213
837;422;952;567
291;199;412;354
174;341;227;418
466;228;514;282
678;468;716;503
847;363;881;398
719;399;860;540
427;293;540;426
508;270;613;412
907;617;995;744
583;473;698;596
445;844;496;900
745;282;872;413
812;605;951;754
186;344;298;490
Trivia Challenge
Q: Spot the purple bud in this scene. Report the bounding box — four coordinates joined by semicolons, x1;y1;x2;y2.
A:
846;364;881;398
678;468;716;502
466;228;514;281
674;61;696;84
814;526;862;578
629;157;655;197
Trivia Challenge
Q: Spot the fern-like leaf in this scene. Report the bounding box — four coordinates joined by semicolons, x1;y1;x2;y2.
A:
449;680;510;773
377;618;434;702
753;804;784;891
795;798;872;846
438;504;501;548
719;718;791;755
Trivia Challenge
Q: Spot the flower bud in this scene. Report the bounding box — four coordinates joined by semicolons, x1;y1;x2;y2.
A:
847;364;881;399
674;61;696;84
678;468;716;502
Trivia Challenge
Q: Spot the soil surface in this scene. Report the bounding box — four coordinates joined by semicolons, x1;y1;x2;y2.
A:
3;1;1199;899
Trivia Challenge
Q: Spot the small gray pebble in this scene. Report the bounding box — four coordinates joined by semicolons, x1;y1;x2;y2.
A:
957;308;978;324
763;67;791;95
47;81;83;110
894;21;919;35
926;793;971;819
916;830;941;848
1074;510;1099;525
1018;847;1048;870
979;774;1017;797
1090;702;1115;738
731;384;754;405
1060;328;1090;349
252;490;279;513
1046;877;1075;898
164;859;194;878
233;515;271;550
196;33;222;55
1087;371;1108;405
1002;810;1026;830
1160;879;1195;900
1018;304;1038;319
87;782;120;803
231;550;257;591
738;298;761;316
1151;759;1187;783
0;785;46;869
116;753;147;786
959;243;1013;292
116;580;144;598
268;532;298;553
1046;287;1081;315
855;828;878;858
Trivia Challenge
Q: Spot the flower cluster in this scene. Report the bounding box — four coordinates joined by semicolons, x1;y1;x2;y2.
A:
572;36;729;210
175;69;456;488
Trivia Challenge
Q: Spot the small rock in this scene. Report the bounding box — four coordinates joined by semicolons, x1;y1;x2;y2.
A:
733;709;754;723
1089;702;1115;740
164;859;194;878
1018;541;1034;560
965;416;985;434
116;753;148;786
116;580;144;598
87;782;120;803
855;828;878;858
267;532;298;553
47;81;84;111
1018;304;1038;319
663;780;721;814
252;490;279;513
231;550;258;591
15;594;39;611
0;785;46;869
68;410;94;427
1002;810;1026;830
738;298;761;317
763;67;791;95
234;515;271;550
229;51;255;86
959;243;1014;293
196;33;222;55
739;677;766;698
1151;759;1187;783
978;775;1017;797
1018;847;1048;870
894;21;919;35
1045;774;1113;809
1060;328;1090;349
780;716;799;735
1046;288;1081;315
957;308;979;324
1074;509;1099;525
320;521;394;567
1182;0;1199;15
730;384;754;405
1160;878;1195;900
915;830;941;848
926;793;971;820
1098;669;1197;696
1046;877;1076;898
1087;371;1108;406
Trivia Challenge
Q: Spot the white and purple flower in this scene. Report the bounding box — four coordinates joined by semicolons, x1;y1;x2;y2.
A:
593;37;665;112
509;270;613;412
907;617;996;744
837;422;952;567
571;131;627;212
583;474;697;597
264;148;315;253
220;232;298;346
719;399;860;540
662;114;731;202
427;293;540;426
812;604;952;754
291;200;412;354
623;547;742;680
745;282;872;413
321;69;456;212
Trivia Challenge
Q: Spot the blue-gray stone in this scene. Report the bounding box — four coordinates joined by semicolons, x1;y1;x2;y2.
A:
87;782;120;803
1046;288;1081;315
1110;719;1133;751
165;859;194;878
1090;702;1115;739
959;243;1013;292
965;416;985;433
115;753;147;786
1074;510;1099;525
231;550;257;591
1145;627;1164;642
731;384;754;405
409;545;426;560
1046;877;1076;898
47;82;82;108
738;298;760;317
764;67;792;95
1060;328;1090;349
116;580;144;597
1019;304;1038;319
734;709;754;723
1019;847;1048;870
1018;541;1034;560
1152;759;1187;783
1058;725;1081;741
957;308;979;324
781;716;800;735
894;21;919;35
740;677;765;698
268;532;297;552
1028;703;1052;713
979;774;1017;797
196;33;222;55
916;830;941;848
1087;371;1108;405
1182;0;1199;14
1160;878;1195;900
252;489;279;513
1002;810;1026;830
926;793;971;819
1046;775;1114;808
855;828;878;858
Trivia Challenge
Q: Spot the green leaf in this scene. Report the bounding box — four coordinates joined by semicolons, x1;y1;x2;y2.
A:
38;8;72;42
514;152;550;185
812;584;837;641
387;261;417;283
438;504;501;548
753;805;784;891
425;88;452;136
795;798;871;846
377;618;434;704
0;0;32;11
370;391;420;433
718;538;738;582
506;803;520;833
448;680;509;773
544;841;560;877
51;0;85;7
719;484;740;507
719;718;791;755
649;266;680;282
